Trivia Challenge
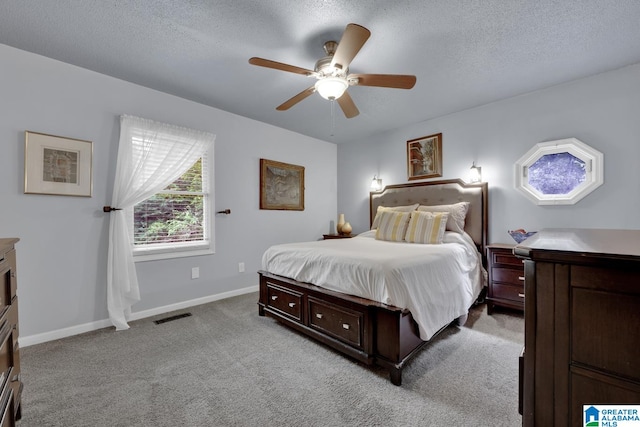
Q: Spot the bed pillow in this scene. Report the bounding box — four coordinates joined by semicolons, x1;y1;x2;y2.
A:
405;211;449;244
371;203;419;229
375;210;411;242
417;202;469;234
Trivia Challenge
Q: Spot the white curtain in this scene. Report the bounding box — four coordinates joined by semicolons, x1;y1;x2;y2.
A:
107;115;215;330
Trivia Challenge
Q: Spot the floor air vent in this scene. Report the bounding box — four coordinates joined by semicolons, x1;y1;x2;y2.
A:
153;312;192;325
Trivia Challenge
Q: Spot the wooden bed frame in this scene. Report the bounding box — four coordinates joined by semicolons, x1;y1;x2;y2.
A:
258;179;488;385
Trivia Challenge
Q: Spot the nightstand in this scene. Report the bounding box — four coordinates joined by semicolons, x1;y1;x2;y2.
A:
322;234;355;239
486;243;525;314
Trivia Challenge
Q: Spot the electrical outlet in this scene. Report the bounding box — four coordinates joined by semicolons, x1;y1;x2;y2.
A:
238;262;245;273
191;267;200;279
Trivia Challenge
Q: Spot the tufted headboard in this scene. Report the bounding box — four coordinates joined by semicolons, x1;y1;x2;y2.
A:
370;179;488;254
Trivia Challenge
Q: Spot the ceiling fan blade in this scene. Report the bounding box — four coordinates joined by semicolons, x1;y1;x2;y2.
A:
331;23;371;71
249;57;315;76
349;74;417;89
276;86;316;111
337;91;359;118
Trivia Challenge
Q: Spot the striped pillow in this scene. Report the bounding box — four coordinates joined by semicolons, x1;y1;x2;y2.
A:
417;202;469;234
371;204;419;229
375;210;411;242
405;211;449;244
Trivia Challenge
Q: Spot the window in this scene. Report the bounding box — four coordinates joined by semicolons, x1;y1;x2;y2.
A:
515;138;603;205
128;137;213;261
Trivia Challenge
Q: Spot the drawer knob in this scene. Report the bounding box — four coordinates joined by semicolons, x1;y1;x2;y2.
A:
288;302;295;308
316;313;323;319
342;323;350;330
518;293;525;298
271;295;278;301
518;276;525;281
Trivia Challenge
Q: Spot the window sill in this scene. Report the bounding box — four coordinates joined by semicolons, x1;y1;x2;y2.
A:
133;247;214;262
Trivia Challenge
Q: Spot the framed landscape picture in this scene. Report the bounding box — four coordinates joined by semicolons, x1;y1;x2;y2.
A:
407;133;442;180
260;158;305;210
24;131;93;197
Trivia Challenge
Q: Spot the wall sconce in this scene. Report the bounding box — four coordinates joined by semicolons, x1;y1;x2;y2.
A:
469;162;482;183
370;175;382;191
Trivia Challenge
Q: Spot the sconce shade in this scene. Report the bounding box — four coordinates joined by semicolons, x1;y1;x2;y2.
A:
315;77;348;100
470;162;482;183
370;175;382;191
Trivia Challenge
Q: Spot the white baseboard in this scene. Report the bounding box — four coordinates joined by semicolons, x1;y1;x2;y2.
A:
19;285;259;347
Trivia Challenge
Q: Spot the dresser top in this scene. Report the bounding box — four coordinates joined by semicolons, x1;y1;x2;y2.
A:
0;238;19;250
514;228;640;262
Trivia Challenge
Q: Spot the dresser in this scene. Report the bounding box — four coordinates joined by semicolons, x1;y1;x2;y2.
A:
0;238;22;426
486;244;525;314
515;229;640;427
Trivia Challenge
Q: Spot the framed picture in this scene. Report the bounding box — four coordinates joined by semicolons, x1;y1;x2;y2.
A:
407;133;443;180
260;158;304;210
24;131;93;197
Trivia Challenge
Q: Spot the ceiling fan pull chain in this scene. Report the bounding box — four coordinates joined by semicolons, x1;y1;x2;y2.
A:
330;99;336;137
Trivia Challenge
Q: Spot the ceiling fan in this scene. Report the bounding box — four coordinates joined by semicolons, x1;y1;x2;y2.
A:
249;23;417;118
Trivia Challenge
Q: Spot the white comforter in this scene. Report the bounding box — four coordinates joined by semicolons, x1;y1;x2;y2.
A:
262;230;486;340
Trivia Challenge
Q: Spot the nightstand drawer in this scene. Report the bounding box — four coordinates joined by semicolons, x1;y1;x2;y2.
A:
265;283;303;323
491;249;524;267
491;282;525;302
489;248;524;268
308;297;363;348
492;267;525;285
487;244;525;313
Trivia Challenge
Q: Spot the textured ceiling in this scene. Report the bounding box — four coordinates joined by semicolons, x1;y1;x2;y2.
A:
2;1;640;143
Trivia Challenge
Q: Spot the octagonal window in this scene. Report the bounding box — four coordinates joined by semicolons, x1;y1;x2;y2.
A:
528;152;586;194
515;138;603;205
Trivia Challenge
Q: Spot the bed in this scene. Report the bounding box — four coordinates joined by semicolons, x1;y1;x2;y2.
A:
258;179;488;385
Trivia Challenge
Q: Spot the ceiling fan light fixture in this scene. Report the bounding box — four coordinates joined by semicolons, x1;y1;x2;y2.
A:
315;77;348;100
249;23;415;118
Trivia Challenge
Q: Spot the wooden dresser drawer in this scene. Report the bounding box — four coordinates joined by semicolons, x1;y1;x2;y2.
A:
0;321;13;393
265;283;303;323
0;385;14;427
308;297;363;348
0;250;17;316
571;287;640;379
0;239;20;425
491;267;525;286
4;305;19;413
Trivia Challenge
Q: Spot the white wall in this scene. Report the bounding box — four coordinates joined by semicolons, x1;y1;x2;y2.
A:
337;63;640;243
0;44;337;342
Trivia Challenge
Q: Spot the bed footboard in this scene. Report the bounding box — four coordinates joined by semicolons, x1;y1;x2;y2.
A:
258;270;429;386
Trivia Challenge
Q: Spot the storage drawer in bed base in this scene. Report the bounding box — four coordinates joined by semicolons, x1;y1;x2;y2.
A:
264;282;303;322
258;271;432;386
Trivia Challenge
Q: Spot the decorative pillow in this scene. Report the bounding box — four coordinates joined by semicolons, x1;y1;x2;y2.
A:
371;203;419;229
405;211;449;244
417;202;469;234
375;210;411;242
